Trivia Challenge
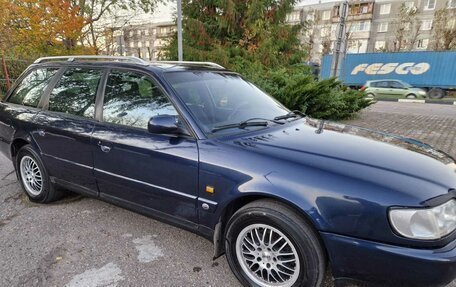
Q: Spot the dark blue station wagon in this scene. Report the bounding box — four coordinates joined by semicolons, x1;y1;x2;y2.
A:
0;56;455;287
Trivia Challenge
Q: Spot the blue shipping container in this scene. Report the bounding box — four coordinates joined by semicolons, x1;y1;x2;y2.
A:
321;51;456;89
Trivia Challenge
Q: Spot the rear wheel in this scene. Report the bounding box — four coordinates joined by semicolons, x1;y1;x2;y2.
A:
405;94;417;99
225;200;326;287
16;145;63;203
428;88;446;99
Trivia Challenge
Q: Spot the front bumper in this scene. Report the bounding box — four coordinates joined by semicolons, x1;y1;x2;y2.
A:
321;232;456;287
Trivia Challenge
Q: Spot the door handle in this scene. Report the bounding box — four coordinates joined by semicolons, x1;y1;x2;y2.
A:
97;141;111;153
37;130;46;137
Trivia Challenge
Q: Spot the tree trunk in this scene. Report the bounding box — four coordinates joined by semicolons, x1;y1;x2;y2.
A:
1;53;11;91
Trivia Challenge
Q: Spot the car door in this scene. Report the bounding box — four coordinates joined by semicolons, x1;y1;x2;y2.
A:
92;69;199;224
0;67;60;159
389;81;406;97
32;66;103;195
373;81;389;96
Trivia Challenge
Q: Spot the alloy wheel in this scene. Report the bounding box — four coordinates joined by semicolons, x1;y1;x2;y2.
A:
20;155;43;196
235;223;300;287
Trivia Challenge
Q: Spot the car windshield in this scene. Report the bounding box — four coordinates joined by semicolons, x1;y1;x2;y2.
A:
164;71;290;136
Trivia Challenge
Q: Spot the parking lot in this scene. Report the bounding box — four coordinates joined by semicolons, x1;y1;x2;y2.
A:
0;101;455;287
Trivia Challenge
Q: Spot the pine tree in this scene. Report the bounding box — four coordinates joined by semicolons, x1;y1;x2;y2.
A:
164;0;305;69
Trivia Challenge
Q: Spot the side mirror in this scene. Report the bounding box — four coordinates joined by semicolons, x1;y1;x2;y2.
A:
147;115;189;136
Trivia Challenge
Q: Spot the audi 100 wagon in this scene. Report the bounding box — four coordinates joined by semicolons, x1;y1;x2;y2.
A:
0;56;455;287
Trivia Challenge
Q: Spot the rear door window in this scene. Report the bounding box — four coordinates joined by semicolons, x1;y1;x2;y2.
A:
102;70;177;129
7;68;59;107
389;81;404;89
48;67;102;118
376;81;389;88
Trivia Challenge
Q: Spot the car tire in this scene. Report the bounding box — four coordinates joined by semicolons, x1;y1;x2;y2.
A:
365;93;375;98
225;199;326;287
405;94;417;99
428;88;446;99
16;145;64;203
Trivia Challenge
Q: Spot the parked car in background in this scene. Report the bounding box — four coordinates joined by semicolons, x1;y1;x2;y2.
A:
0;56;455;287
361;79;428;99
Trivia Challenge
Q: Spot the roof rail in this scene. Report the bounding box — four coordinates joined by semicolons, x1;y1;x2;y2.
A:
33;56;149;66
154;61;225;69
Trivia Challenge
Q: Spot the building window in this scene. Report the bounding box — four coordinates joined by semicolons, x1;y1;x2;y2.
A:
379;4;391;15
287;11;301;22
137;30;141;36
421;20;433;30
322;10;331;20
145;30;149;36
320;27;331;37
375;41;386;51
145;40;150;47
306;12;315;22
404;1;416;11
378;22;388;32
425;0;436;10
160;27;167;34
138;42;142;48
347;39;368;53
417;39;429;49
129;31;133;37
349;21;371;32
449;0;456;8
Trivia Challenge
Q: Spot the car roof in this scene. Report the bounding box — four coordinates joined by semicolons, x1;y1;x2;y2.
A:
367;79;402;83
30;56;227;73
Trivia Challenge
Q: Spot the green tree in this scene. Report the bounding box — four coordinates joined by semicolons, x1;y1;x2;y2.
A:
164;0;304;68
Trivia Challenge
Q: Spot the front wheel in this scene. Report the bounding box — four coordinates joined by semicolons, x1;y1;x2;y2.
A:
225;200;326;287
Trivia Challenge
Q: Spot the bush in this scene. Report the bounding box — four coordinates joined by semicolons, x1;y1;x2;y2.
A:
237;64;372;121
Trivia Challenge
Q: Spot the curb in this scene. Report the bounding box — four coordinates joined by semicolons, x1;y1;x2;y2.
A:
375;99;456;105
398;99;425;104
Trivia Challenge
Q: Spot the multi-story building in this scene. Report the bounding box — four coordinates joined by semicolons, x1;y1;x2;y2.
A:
105;21;175;60
289;0;456;63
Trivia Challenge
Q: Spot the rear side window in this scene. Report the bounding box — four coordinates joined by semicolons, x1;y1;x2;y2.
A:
48;68;102;118
8;68;59;107
102;70;177;129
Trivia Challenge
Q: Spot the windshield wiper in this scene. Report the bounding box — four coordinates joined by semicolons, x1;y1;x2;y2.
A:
211;118;284;133
274;110;306;121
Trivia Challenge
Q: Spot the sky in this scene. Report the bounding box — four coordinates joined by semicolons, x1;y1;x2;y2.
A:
138;0;331;24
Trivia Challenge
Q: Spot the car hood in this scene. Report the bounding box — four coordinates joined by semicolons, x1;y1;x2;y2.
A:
227;118;456;190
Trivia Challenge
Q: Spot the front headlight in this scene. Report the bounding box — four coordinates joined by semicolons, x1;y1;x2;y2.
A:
389;199;456;240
